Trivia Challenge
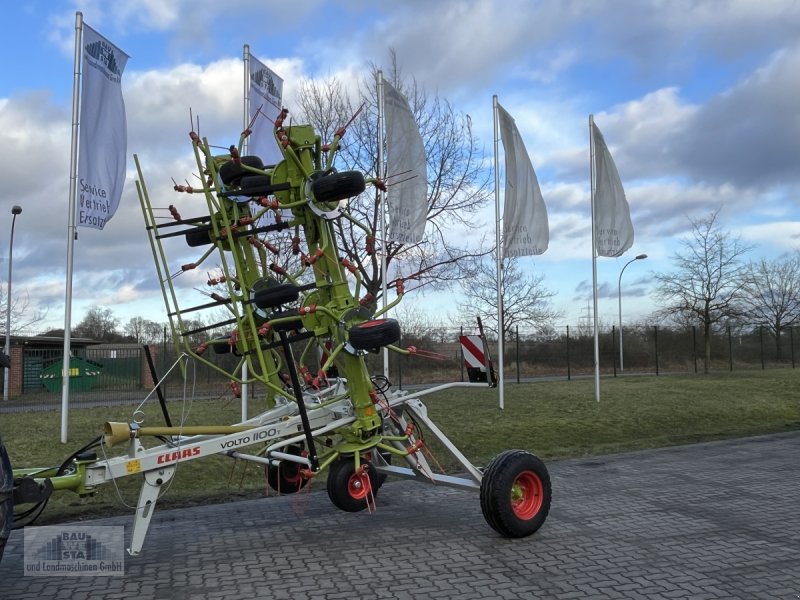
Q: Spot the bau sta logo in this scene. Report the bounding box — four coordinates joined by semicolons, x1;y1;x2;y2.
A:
253;68;280;99
85;39;122;78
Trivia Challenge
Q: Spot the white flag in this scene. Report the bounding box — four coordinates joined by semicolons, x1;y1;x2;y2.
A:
497;103;548;257
592;120;633;257
249;55;283;166
383;78;427;244
77;24;128;230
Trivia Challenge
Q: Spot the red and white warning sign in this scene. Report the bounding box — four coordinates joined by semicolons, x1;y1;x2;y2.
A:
459;335;487;371
459;334;495;383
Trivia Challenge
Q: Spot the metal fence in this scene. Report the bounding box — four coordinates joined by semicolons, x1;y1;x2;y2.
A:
5;324;798;404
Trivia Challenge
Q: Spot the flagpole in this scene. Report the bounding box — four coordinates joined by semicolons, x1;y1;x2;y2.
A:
493;95;504;410
62;11;83;442
589;114;600;402
376;71;389;378
243;44;250;155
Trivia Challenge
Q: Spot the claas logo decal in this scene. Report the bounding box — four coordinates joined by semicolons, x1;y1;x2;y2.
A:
156;446;201;465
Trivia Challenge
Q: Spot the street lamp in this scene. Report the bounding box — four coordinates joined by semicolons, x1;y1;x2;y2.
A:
618;253;647;373
3;205;22;402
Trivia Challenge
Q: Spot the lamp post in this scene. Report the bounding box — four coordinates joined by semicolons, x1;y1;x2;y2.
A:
3;205;22;402
618;253;647;373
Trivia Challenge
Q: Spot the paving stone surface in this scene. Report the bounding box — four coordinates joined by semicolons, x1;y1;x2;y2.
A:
1;431;799;599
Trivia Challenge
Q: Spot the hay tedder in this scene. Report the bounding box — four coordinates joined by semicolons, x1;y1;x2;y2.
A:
0;108;551;559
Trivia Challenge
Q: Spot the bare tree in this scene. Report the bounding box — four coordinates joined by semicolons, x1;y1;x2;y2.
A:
653;210;752;373
456;255;561;338
74;307;119;341
293;51;492;310
0;287;48;335
740;253;800;361
124;317;165;344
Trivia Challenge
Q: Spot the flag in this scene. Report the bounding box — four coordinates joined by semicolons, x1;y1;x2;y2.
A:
591;120;633;257
77;24;128;230
497;103;549;257
248;55;283;166
383;78;427;244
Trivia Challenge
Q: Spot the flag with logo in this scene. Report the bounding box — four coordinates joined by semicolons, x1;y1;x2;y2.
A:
497;103;548;257
591;120;633;257
249;55;283;166
383;77;427;244
77;24;128;230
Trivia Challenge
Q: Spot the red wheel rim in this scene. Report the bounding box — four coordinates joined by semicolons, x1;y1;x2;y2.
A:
511;471;544;520
347;471;372;500
358;320;385;329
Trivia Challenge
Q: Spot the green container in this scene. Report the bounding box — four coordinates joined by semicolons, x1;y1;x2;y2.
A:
39;357;103;393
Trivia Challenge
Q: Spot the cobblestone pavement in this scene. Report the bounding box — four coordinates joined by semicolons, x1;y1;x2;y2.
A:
2;431;799;599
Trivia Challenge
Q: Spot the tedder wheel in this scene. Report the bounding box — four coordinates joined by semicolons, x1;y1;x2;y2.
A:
185;226;212;247
311;170;366;204
0;435;13;564
266;445;309;494
219;155;264;186
480;450;551;538
326;458;378;513
348;318;401;351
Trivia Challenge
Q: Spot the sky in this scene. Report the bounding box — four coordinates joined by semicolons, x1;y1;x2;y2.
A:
1;0;799;336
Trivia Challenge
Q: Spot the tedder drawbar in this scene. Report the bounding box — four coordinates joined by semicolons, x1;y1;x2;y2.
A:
0;107;551;560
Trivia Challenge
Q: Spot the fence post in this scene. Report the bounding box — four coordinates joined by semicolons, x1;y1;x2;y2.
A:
759;326;765;370
566;325;571;381
692;326;697;374
459;325;464;382
791;327;796;369
728;325;733;372
516;325;520;384
654;325;659;376
612;325;617;377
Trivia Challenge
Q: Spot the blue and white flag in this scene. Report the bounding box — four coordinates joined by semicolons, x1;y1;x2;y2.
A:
249;55;283;166
77;24;128;230
383;77;427;244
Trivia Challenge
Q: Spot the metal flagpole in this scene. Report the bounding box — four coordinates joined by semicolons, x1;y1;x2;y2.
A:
589;114;600;402
493;95;504;410
243;44;250;154
62;11;83;442
377;71;389;379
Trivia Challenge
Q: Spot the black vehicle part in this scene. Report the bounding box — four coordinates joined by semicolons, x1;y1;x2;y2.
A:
219;155;264;186
239;175;272;194
326;458;379;512
0;436;13;564
185;226;213;247
480;450;551;538
254;283;300;309
348;319;401;351
311;170;366;204
266;445;309;494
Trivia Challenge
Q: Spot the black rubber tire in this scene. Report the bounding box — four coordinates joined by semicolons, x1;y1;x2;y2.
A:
266;445;309;494
211;335;232;355
219;155;264;186
348;319;401;351
185;226;213;247
0;435;13;564
239;174;272;194
311;170;366;204
480;450;551;538
326;458;378;512
254;283;300;309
